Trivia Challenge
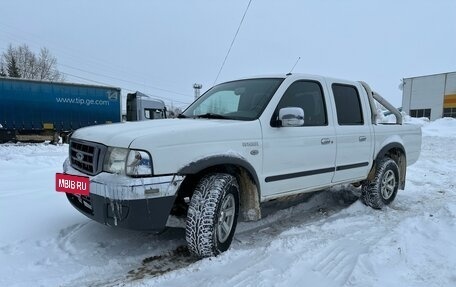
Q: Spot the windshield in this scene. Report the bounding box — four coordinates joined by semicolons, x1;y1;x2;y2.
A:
182;78;284;120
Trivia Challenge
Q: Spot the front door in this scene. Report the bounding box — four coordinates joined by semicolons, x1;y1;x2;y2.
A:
261;80;336;199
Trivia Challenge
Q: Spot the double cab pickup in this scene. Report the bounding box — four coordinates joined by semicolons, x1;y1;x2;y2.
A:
59;73;421;257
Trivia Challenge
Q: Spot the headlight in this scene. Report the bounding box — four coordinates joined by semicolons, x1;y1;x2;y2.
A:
103;147;152;176
126;150;152;176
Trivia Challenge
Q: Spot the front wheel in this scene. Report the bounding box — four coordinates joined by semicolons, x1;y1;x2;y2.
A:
361;158;399;209
185;173;240;257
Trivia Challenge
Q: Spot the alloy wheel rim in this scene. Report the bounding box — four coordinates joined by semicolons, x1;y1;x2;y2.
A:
381;170;396;200
216;193;235;243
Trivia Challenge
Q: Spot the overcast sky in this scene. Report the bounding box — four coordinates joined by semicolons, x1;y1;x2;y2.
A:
1;0;455;107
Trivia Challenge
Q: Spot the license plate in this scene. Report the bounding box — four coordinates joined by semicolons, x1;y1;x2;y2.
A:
55;173;90;196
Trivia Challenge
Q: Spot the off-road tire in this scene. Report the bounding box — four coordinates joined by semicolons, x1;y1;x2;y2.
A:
361;158;399;209
185;173;240;257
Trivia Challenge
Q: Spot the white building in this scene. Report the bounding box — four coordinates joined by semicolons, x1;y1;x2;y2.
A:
402;72;456;120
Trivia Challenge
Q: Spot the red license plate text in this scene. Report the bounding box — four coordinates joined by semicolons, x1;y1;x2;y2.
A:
55;173;90;196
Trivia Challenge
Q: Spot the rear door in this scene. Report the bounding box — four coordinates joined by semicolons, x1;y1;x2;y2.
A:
329;81;373;183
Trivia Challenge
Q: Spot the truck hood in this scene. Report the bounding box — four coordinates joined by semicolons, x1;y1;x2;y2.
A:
71;118;261;148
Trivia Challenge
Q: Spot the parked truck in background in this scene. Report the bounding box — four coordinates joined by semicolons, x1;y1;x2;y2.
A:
126;91;166;121
58;73;422;258
0;77;166;143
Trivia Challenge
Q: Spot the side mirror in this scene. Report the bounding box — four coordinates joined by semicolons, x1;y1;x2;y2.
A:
279;107;304;127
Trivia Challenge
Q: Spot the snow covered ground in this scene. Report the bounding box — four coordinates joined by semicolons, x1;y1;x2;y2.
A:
1;118;455;287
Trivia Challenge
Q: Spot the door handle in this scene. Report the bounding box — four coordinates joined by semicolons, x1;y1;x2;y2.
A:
321;138;332;145
359;136;367;142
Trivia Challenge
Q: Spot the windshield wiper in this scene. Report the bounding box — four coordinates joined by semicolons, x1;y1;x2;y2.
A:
194;113;230;120
177;114;188;118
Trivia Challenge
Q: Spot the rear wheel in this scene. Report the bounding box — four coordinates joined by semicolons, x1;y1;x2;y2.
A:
185;173;239;257
361;158;399;209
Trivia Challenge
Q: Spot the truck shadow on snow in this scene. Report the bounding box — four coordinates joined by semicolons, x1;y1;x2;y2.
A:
233;186;361;246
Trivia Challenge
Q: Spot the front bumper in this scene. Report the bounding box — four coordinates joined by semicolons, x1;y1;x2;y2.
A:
67;193;176;231
63;159;184;231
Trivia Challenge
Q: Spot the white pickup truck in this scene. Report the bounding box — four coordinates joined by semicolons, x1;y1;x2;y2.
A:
59;73;421;257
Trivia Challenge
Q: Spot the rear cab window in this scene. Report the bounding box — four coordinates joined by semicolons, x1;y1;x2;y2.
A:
331;83;364;125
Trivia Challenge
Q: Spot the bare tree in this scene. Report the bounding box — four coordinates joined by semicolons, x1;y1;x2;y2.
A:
36;47;62;81
15;44;36;79
1;44;64;81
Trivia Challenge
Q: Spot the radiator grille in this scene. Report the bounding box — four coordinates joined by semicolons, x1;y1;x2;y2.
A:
70;140;106;175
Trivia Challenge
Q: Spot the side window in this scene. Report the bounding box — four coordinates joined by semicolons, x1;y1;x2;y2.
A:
272;81;327;127
144;109;164;119
410;108;431;119
332;84;364;125
443;108;456;118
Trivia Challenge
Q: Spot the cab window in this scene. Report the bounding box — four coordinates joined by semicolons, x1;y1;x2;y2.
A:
332;84;364;125
272;80;327;127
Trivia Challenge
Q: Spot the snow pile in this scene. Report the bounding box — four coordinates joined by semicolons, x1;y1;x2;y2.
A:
403;114;429;126
377;111;429;126
0;118;455;287
421;117;456;137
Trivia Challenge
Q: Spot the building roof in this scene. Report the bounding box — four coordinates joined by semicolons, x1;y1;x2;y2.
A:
403;71;456;80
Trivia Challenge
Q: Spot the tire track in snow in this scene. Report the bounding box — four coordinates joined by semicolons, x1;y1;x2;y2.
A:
126;246;199;281
223;186;448;287
87;188;360;286
312;241;367;285
234;187;361;247
57;222;90;257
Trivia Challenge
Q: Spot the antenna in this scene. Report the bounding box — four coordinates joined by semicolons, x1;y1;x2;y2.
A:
213;0;253;85
288;57;301;74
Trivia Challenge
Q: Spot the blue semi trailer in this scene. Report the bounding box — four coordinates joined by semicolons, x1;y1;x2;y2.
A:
0;77;166;143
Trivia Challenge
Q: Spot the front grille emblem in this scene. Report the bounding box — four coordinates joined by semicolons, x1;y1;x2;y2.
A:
76;152;84;161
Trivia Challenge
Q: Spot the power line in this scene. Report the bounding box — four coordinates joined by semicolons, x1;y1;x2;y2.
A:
60;71;191;105
213;0;253;85
60;72;116;87
58;63;192;98
0;21;151;83
0;22;193;99
0;24;193;105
